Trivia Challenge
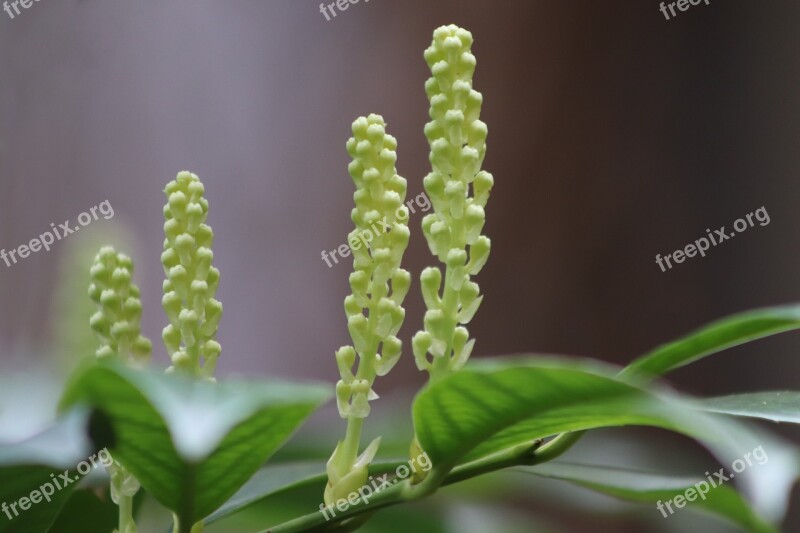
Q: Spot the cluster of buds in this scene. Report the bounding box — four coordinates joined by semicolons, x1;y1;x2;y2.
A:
335;114;411;419
89;246;152;365
88;246;149;533
161;171;222;379
413;25;494;379
326;115;412;506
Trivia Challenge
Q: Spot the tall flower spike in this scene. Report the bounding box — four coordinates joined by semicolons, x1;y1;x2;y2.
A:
89;246;152;365
161;171;222;379
414;25;494;381
325;115;412;506
88;245;150;533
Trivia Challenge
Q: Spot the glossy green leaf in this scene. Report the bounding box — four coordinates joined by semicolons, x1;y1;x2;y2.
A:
412;357;795;522
416;358;706;467
699;392;800;424
623;305;800;379
59;362;331;528
0;409;93;533
520;462;775;533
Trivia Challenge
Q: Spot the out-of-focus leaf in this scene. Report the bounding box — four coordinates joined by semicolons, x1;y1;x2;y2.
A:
0;409;93;533
699;392;800;424
59;362;331;529
521;462;775;533
46;489;125;533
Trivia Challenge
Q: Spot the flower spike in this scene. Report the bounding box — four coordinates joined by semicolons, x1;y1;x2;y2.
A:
415;24;494;381
89;246;152;366
161;171;222;379
88;245;150;533
325;115;411;506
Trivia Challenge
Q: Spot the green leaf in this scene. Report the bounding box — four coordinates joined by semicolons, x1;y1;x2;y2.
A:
205;462;325;525
415;358;701;467
519;462;776;533
699;392;800;424
59;362;331;528
622;305;800;379
0;409;93;533
47;489;125;533
204;459;414;527
47;483;147;533
693;390;800;520
412;357;796;522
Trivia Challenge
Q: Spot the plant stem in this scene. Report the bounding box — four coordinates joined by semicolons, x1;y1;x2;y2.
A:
264;438;553;533
340;416;364;467
337;276;384;469
429;217;466;384
118;492;134;533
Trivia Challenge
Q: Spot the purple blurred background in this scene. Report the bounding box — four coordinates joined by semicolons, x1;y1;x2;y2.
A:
2;0;800;529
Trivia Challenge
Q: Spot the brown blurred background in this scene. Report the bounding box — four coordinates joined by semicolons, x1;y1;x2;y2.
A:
1;0;800;530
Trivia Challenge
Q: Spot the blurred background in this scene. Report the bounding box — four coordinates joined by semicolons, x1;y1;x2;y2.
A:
2;0;800;531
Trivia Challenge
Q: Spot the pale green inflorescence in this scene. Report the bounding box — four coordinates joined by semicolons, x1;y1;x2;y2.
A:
413;25;494;381
161;171;222;379
325;115;412;506
89;246;150;533
89;246;152;365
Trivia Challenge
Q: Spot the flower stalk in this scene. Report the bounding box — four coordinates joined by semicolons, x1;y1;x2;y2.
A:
326;115;412;506
413;25;494;383
161;171;223;380
89;246;152;533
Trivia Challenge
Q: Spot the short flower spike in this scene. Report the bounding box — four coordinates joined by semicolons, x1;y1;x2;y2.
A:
89;246;152;365
161;171;222;379
414;25;494;381
325;115;412;506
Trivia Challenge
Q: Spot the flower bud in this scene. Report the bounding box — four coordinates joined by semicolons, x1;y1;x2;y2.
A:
376;336;402;376
467;236;491;276
390;269;411;305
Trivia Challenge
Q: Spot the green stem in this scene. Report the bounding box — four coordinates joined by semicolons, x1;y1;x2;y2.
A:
430;220;466;384
340;416;364;468
431;275;458;382
266;478;403;533
178;467;197;533
118;492;134;533
337;272;385;468
264;438;554;533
